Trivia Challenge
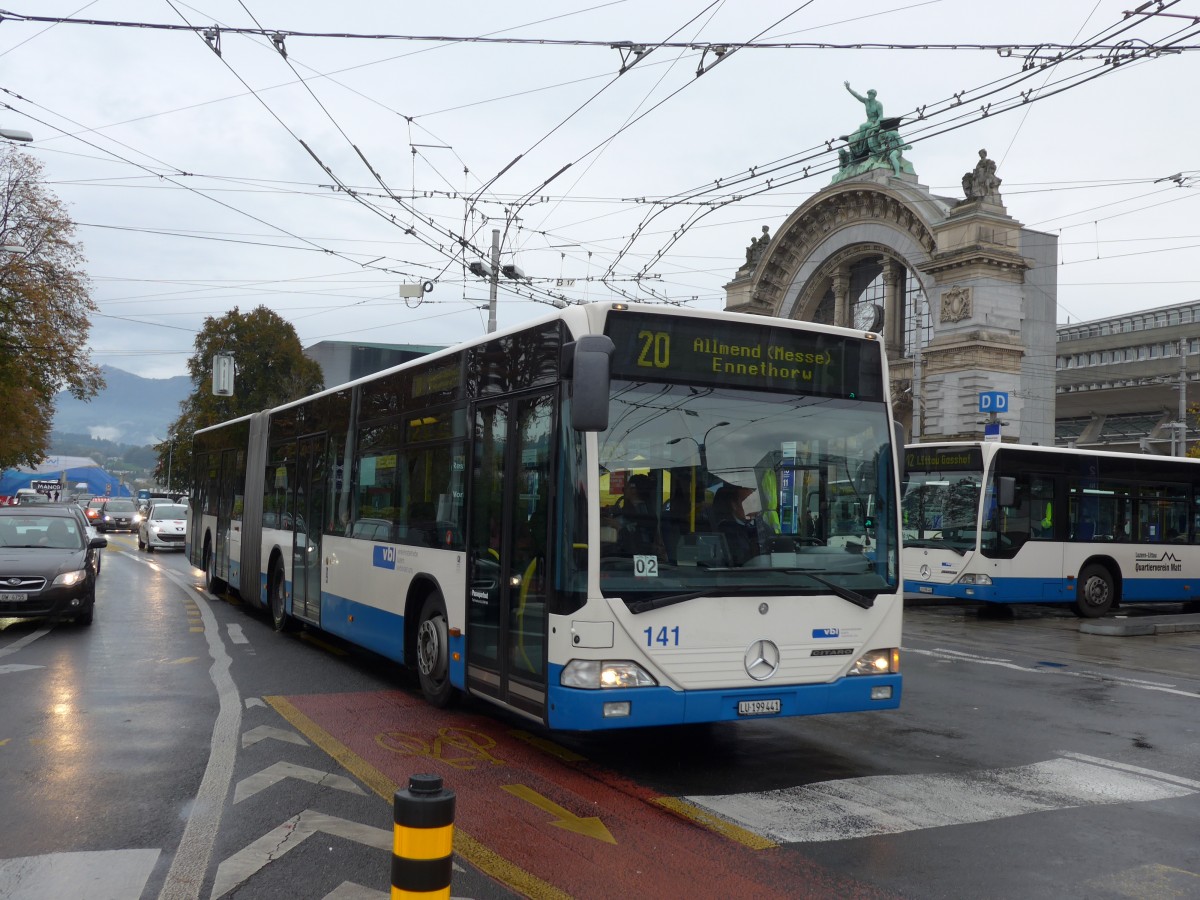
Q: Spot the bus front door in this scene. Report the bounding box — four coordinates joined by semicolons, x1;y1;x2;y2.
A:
467;392;553;721
291;434;325;625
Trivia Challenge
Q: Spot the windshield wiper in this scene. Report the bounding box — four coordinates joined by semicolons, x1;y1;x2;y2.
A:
786;571;875;610
626;590;723;615
904;538;965;556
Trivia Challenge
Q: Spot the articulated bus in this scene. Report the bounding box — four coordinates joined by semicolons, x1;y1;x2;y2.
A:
187;302;902;730
903;441;1200;617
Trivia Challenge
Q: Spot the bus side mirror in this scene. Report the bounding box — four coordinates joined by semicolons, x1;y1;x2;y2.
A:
562;335;614;432
998;476;1015;508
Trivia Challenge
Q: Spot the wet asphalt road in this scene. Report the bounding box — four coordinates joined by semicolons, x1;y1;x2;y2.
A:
1;537;1198;899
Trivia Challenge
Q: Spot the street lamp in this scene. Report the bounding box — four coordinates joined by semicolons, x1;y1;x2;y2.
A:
667;421;730;471
0;128;33;143
165;433;175;492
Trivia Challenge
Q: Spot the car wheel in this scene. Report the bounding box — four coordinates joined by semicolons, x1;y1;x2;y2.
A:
76;603;94;626
1073;564;1114;618
416;591;457;708
147;545;154;553
269;560;291;632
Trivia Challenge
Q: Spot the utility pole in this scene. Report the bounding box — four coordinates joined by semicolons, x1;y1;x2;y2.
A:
1178;337;1188;457
487;228;500;334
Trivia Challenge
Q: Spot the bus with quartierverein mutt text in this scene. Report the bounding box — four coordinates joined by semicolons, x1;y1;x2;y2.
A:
903;441;1200;616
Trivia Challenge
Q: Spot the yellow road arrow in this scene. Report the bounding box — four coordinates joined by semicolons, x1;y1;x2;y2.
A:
502;784;616;844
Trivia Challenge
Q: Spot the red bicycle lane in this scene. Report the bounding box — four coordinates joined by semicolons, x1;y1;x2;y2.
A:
277;689;897;900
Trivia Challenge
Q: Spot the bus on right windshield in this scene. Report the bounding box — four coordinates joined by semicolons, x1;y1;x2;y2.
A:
902;441;1200;617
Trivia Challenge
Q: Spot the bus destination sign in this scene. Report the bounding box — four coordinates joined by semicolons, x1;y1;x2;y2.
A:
604;311;883;400
904;446;983;473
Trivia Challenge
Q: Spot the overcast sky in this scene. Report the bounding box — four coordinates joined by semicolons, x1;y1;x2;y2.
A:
3;1;1197;380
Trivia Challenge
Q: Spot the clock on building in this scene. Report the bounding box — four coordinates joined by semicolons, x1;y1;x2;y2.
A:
853;302;884;333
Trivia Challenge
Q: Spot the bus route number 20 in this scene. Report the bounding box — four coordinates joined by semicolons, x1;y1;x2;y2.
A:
637;330;670;369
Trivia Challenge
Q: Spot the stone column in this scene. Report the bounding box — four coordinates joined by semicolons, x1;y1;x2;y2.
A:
883;260;903;353
832;269;849;328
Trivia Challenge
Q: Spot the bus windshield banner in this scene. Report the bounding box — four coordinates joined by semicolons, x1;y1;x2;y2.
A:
605;311;883;400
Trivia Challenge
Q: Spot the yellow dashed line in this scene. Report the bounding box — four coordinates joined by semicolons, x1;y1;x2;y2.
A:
653;796;778;850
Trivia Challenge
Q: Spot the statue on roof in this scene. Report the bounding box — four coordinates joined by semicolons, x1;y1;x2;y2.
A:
961;149;1003;203
832;83;915;184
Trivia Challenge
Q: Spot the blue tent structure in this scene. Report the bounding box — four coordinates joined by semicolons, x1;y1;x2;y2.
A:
0;456;131;501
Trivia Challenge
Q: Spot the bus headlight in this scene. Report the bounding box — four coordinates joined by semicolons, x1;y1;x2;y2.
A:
958;573;992;585
561;660;657;689
847;648;899;676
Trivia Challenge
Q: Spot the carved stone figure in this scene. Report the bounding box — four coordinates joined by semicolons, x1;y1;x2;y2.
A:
962;149;1002;202
744;225;771;268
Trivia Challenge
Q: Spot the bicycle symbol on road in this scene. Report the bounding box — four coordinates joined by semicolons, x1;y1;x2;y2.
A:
376;727;505;769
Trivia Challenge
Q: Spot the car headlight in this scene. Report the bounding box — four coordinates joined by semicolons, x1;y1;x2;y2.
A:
957;573;992;585
847;648;899;676
132;514;142;524
103;514;112;522
560;660;657;689
53;569;87;587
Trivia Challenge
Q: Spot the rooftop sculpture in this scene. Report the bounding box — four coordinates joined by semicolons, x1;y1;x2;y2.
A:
832;82;914;184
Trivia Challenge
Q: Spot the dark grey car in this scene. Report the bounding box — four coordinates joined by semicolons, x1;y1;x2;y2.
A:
0;506;107;625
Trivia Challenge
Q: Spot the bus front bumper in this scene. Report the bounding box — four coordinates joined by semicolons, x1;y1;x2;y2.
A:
545;668;902;731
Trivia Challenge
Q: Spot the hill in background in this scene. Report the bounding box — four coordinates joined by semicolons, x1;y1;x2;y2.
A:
53;365;191;446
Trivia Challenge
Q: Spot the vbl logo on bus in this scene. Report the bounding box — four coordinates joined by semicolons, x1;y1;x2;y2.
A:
373;546;397;570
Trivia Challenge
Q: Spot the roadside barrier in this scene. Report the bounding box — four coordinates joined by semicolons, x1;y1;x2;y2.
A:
392;773;455;899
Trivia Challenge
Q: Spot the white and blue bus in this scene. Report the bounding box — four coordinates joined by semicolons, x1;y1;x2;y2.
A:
188;302;902;730
903;441;1200;617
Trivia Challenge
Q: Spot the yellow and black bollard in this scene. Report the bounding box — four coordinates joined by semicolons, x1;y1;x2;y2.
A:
392;773;455;899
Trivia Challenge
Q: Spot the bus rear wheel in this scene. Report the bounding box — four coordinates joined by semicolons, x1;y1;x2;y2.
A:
269;560;291;632
1074;564;1114;618
416;592;457;708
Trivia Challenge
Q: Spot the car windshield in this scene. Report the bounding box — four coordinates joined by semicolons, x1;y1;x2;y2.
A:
0;515;83;549
104;500;136;513
152;505;187;520
591;380;897;606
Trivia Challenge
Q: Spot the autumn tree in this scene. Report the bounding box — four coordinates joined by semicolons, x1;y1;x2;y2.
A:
0;144;103;470
156;305;324;488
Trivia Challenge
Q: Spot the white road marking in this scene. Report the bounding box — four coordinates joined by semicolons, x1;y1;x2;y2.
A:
0;663;43;676
210;810;392;900
906;646;1200;698
0;626;50;658
0;849;160;899
226;624;248;645
686;754;1197;844
234;761;365;804
241;724;308;749
124;560;241;900
244;697;267;708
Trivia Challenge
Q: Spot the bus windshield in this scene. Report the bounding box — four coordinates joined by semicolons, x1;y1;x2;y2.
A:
595;380;897;606
901;447;985;552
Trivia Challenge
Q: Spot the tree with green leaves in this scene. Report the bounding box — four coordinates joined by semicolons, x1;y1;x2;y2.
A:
156;305;323;489
0;144;103;470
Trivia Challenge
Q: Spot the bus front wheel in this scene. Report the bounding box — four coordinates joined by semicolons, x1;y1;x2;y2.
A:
416;592;457;708
1074;564;1114;618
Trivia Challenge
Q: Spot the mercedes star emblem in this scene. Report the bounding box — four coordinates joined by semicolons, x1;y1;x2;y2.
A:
744;639;781;681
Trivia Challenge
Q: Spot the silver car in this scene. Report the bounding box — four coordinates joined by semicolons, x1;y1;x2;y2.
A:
137;503;188;552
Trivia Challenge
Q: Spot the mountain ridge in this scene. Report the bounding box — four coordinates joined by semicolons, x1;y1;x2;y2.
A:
53;365;191;446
